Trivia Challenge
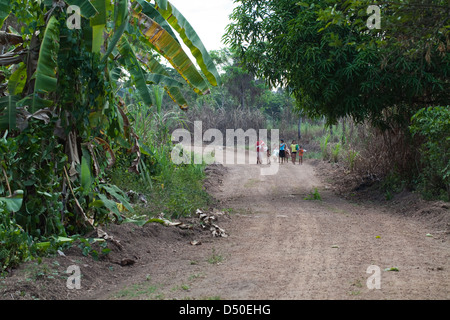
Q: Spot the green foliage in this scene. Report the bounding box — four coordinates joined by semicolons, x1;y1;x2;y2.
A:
0;0;221;272
0;195;36;273
0;123;67;238
410;106;450;200
381;172;407;201
224;0;449;128
33;16;60;95
304;188;322;201
111;138;210;219
331;143;341;163
111;86;210;219
76;237;109;261
0;0;11;28
344;148;359;172
320;134;331;160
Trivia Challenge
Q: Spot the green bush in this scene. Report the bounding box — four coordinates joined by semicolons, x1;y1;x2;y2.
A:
0;122;67;239
0;194;36;273
410;106;450;201
381;172;407;200
304;188;322;201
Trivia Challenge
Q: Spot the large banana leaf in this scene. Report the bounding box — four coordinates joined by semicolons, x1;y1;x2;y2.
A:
130;9;211;96
0;0;10;29
154;0;167;10
8;63;27;95
137;52;188;109
0;95;19;130
146;73;184;88
118;37;153;106
64;0;98;18
134;0;179;44
100;0;129;63
33;16;60;95
81;153;93;196
19;95;53;113
153;0;221;87
164;85;188;110
90;0;108;53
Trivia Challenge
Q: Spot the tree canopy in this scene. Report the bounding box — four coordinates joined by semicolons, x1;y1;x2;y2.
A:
224;0;449;127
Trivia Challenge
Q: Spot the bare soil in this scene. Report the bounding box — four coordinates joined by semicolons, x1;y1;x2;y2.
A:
1;148;449;300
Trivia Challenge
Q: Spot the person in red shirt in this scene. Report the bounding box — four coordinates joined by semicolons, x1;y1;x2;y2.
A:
256;139;265;164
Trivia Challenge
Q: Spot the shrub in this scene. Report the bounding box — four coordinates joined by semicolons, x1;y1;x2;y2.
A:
410;106;450;200
0;195;36;273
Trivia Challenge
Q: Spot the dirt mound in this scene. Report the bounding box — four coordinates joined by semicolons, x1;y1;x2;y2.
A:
0;222;196;299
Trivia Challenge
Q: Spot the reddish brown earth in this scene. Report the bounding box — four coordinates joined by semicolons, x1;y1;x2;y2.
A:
1;148;449;300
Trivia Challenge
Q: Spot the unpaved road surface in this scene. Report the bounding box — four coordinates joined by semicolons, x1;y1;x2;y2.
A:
179;148;449;299
2;147;449;300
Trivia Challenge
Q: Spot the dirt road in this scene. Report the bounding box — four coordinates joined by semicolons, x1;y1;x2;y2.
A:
177;148;449;299
2;147;449;300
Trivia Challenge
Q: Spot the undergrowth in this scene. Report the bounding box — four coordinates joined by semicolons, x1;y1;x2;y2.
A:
109;146;211;219
302;110;449;202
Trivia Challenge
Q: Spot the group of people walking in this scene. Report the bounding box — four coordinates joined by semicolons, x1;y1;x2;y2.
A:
256;139;305;165
278;139;305;165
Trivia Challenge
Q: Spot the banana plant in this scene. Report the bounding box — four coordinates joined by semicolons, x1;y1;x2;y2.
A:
0;0;221;229
0;0;221;159
0;0;220;126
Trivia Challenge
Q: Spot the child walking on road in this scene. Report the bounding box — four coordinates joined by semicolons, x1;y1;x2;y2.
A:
279;140;287;163
290;140;299;164
298;145;306;165
256;139;265;164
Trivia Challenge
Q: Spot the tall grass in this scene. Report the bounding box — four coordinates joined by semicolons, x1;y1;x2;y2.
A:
111;88;211;219
331;142;341;163
320;134;331;160
344;148;359;172
148;147;210;218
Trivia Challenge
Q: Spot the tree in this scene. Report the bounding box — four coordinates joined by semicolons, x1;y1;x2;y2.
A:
210;48;264;110
0;0;220;236
224;0;449;128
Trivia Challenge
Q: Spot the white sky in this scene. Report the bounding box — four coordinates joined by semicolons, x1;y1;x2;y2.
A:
168;0;237;52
